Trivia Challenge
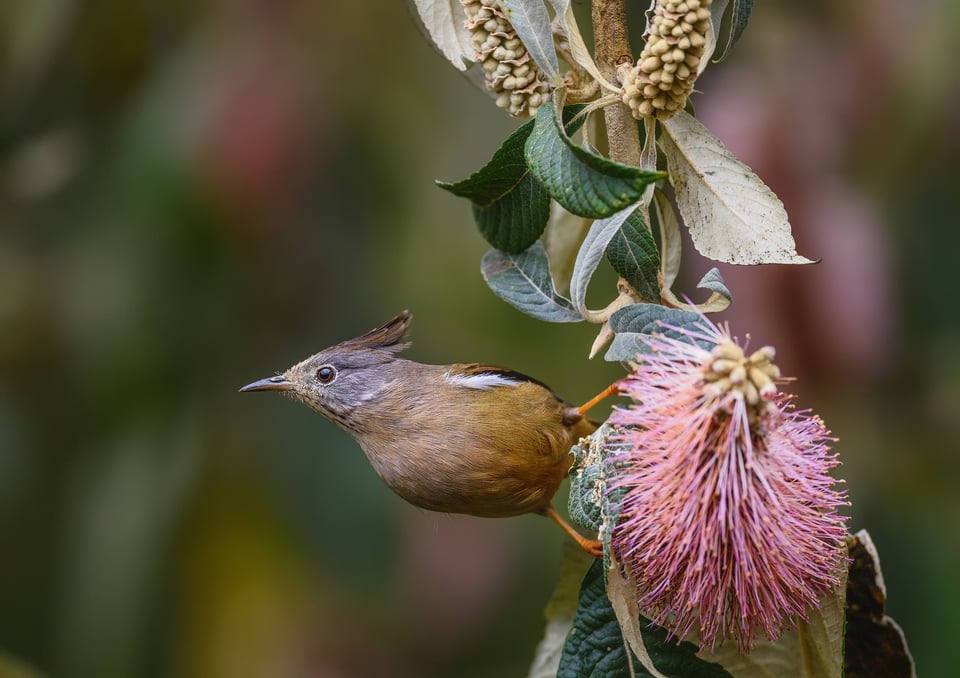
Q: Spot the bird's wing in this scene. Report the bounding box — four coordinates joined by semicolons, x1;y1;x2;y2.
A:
445;363;564;400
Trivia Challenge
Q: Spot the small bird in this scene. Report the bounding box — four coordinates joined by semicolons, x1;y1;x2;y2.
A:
240;311;608;556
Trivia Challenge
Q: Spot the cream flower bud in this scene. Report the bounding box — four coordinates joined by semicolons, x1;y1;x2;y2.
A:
621;0;713;121
462;0;552;118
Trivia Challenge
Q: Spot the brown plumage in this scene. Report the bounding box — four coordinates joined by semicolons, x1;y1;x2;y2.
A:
240;311;601;555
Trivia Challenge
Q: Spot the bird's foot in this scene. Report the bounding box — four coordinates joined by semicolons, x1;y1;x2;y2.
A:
540;505;604;559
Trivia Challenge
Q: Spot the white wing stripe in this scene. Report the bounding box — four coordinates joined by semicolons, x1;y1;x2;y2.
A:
443;371;521;390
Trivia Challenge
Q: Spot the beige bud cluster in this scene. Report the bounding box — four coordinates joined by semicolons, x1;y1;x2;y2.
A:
700;339;781;422
621;0;712;120
462;0;552;118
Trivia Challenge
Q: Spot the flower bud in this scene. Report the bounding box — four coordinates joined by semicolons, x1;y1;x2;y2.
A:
462;0;552;118
621;0;713;121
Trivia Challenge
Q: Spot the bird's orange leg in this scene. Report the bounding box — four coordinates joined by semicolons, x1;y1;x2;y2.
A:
540;505;603;558
578;382;621;416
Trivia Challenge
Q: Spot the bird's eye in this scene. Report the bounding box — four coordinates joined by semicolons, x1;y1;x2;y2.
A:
315;365;337;384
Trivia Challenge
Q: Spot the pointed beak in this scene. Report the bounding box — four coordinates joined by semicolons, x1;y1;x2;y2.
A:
239;375;294;393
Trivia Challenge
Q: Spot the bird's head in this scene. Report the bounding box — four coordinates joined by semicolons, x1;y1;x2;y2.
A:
240;311;412;432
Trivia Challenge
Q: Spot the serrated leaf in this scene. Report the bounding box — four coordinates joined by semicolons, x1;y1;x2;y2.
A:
546;0;616;91
558;560;644;678
567;427;615;537
661;111;814;266
603;303;707;362
558;560;731;678
526;102;665;218
438;116;548;252
608;303;702;335
567;426;631;574
569;205;639;313
528;542;596;678
653;189;682;291
481;242;583;322
439;106;587;253
605;209;660;301
411;0;473;71
501;0;560;79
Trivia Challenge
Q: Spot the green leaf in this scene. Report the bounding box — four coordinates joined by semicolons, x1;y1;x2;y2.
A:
570;205;638;313
567;426;630;575
438;117;548;253
605;209;660;301
558;561;731;678
526;102;665;218
481;242;583;322
559;560;644;678
568;426;617;536
500;0;560;79
528;542;596;678
438;105;587;253
604;303;706;362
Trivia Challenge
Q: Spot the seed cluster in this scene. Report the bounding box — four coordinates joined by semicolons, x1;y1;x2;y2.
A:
621;0;712;120
462;0;552;118
701;339;781;422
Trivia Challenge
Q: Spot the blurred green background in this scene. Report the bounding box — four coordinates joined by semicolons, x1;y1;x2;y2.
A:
0;1;957;676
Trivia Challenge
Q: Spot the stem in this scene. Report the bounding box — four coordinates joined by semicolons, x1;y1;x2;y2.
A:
591;0;655;311
591;0;640;166
592;0;651;231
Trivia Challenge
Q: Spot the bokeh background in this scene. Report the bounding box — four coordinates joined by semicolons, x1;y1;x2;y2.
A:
1;1;957;676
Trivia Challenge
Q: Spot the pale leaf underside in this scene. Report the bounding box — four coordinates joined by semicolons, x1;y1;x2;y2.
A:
412;0;473;71
662;111;814;266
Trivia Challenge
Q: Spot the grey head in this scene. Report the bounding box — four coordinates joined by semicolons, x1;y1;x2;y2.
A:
240;311;412;432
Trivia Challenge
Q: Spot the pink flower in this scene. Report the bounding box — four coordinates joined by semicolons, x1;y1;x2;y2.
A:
607;316;849;653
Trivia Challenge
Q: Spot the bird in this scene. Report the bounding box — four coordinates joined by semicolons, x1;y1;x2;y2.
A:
240;311;612;557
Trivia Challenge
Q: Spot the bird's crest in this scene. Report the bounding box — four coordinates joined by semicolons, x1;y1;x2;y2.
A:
341;311;412;355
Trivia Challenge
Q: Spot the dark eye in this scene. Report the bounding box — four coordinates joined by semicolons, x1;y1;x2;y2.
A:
315;365;337;384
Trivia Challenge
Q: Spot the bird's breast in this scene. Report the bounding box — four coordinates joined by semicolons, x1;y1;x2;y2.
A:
352;382;587;517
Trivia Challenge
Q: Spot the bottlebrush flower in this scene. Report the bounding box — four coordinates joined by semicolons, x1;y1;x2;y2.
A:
606;316;849;653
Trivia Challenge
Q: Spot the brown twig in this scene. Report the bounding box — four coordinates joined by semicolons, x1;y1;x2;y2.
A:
591;0;640;167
